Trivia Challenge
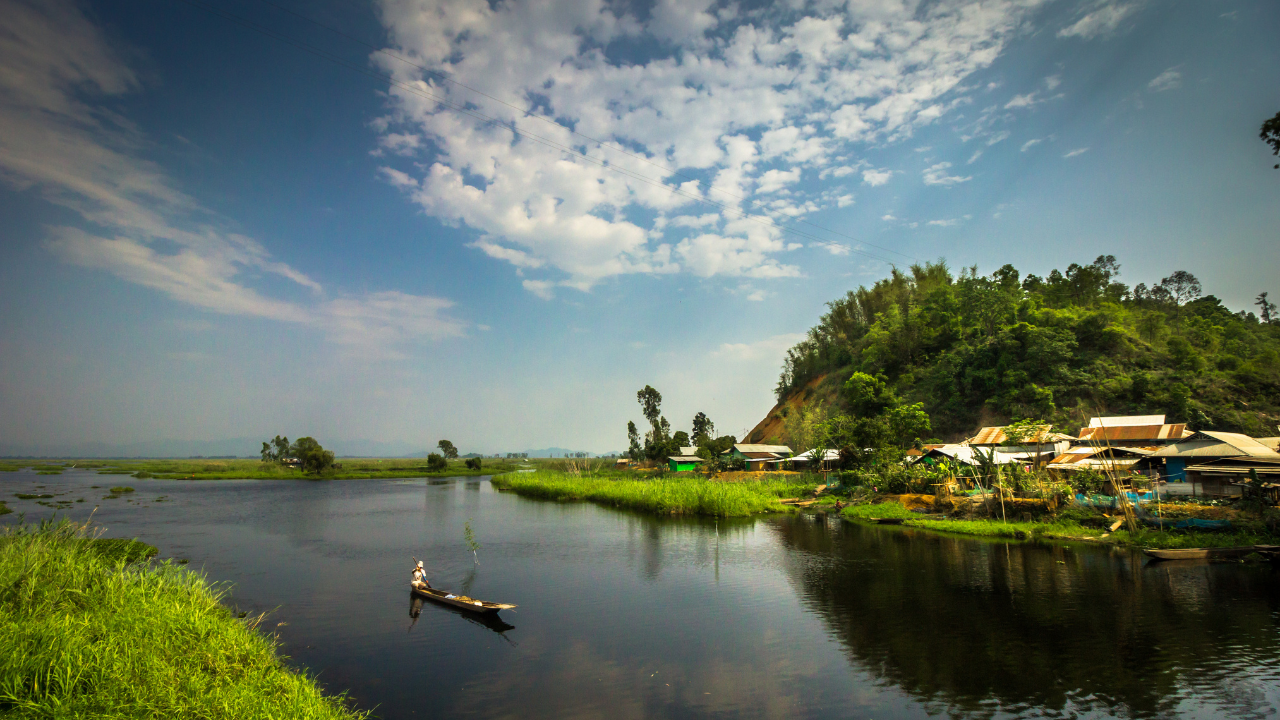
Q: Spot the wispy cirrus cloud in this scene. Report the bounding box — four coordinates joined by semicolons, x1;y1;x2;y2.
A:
922;162;972;186
1058;1;1145;39
0;0;464;354
373;0;1053;295
1147;67;1181;92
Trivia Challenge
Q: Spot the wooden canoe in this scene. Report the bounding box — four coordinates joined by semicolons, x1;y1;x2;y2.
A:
1142;546;1257;561
411;581;516;614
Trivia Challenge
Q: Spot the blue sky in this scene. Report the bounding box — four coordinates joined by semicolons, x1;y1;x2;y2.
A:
0;0;1277;456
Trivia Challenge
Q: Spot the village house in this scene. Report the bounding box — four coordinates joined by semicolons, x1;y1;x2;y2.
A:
667;447;704;472
722;444;793;471
1151;430;1280;497
912;425;1071;468
779;448;840;471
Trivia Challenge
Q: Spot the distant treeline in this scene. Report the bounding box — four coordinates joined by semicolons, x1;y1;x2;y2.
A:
775;256;1280;437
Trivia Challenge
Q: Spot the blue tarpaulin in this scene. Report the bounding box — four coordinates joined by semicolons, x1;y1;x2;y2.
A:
1143;517;1233;530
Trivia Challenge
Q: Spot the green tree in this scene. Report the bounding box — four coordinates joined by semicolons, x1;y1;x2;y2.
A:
437;439;459;459
691;412;715;445
843;372;897;416
634;385;677;460
627;421;642;461
783;398;827;452
637;385;662;426
289;437;334;474
1159;271;1202;306
426;453;447;472
672;430;690;448
1257;292;1276;324
1262;110;1280;168
260;435;291;462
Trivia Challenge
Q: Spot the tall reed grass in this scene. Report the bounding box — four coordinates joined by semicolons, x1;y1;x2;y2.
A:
0;520;366;719
491;471;814;517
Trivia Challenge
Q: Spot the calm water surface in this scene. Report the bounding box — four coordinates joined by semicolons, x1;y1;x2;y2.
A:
4;469;1280;719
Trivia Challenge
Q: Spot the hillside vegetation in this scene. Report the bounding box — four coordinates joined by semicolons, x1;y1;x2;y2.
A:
760;256;1280;442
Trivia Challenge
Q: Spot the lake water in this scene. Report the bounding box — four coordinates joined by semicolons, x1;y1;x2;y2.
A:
4;468;1280;719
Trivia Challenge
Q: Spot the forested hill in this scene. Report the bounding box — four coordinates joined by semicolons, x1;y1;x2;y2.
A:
758;257;1280;442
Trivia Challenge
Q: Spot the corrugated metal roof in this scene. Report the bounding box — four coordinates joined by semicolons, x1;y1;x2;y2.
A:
668;455;704;462
1089;414;1166;427
967;425;1058;445
679;446;699;456
1197;431;1280;458
730;444;793;454
1256;437;1280;451
1048;456;1141;470
1153;433;1280;459
1077;424;1189;442
742;451;785;459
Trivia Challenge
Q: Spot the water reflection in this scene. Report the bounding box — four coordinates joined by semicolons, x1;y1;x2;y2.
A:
769;517;1280;718
5;470;1278;719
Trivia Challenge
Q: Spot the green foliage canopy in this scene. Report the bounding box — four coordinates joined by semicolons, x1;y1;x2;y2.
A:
775;256;1280;437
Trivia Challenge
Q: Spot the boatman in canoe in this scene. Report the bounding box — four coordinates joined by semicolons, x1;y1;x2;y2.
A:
412;560;430;588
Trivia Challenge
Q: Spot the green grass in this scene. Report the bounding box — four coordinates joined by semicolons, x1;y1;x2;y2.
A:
109;486;135;494
491;470;817;517
840;501;1280;549
46;457;527;480
0;520;366;719
0;502;9;516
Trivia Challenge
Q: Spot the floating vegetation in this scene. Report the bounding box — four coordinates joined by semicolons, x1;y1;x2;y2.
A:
97;469;135;475
15;493;55;500
491;471;815;517
36;471;63;476
109;486;135;494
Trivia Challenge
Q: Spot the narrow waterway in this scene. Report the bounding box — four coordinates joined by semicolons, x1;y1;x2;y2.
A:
4;469;1279;719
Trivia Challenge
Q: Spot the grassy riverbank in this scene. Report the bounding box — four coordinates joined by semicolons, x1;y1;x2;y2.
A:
1;457;523;480
839;501;1280;549
0;521;365;719
491;470;818;517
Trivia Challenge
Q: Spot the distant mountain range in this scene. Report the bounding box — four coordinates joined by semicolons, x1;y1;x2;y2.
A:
0;438;618;459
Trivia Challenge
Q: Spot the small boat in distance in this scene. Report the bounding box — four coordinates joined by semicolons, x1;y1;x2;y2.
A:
1142;546;1259;561
411;580;516;614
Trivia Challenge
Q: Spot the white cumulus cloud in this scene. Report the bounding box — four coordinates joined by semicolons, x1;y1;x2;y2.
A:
373;0;1054;290
861;168;893;186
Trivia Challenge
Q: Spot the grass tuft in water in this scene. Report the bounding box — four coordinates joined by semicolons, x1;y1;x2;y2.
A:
491;470;814;517
108;486;135;493
0;520;366;719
